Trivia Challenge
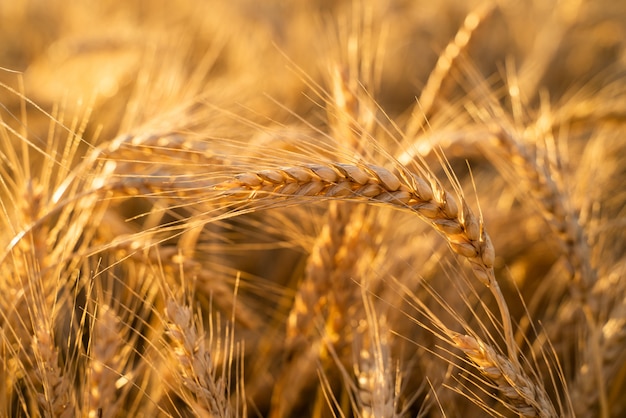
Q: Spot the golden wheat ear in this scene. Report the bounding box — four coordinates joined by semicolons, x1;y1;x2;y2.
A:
213;163;516;350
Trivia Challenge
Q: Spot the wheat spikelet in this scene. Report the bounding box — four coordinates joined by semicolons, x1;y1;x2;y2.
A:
275;203;354;417
570;278;626;418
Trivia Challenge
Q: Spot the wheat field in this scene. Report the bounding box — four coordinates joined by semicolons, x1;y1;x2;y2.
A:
1;0;626;417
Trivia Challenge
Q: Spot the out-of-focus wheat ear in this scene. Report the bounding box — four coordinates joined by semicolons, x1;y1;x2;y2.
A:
277;205;378;417
405;3;495;140
0;330;17;417
272;207;353;418
570;285;626;418
551;80;626;131
163;298;233;418
30;324;73;418
469;73;599;295
326;62;376;154
285;203;350;343
324;205;378;345
323;19;379;155
286;204;373;341
490;120;597;299
86;304;125;418
277;205;348;418
451;332;558;418
352;295;406;418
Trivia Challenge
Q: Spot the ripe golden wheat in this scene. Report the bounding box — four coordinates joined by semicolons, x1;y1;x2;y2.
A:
1;0;626;417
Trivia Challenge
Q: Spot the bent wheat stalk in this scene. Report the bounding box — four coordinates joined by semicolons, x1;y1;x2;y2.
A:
213;162;518;366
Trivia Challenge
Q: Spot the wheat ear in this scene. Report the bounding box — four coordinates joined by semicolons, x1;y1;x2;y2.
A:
571;289;626;417
31;325;73;418
87;304;125;418
274;203;355;417
164;298;232;418
491;124;597;297
214;162;517;363
452;333;557;418
353;286;405;418
405;3;495;139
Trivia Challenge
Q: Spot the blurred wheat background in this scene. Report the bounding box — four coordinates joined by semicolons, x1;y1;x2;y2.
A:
1;0;626;417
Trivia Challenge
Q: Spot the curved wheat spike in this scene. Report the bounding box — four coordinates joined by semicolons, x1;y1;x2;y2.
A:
214;163;490;279
213;162;517;366
389;266;559;417
570;265;626;418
